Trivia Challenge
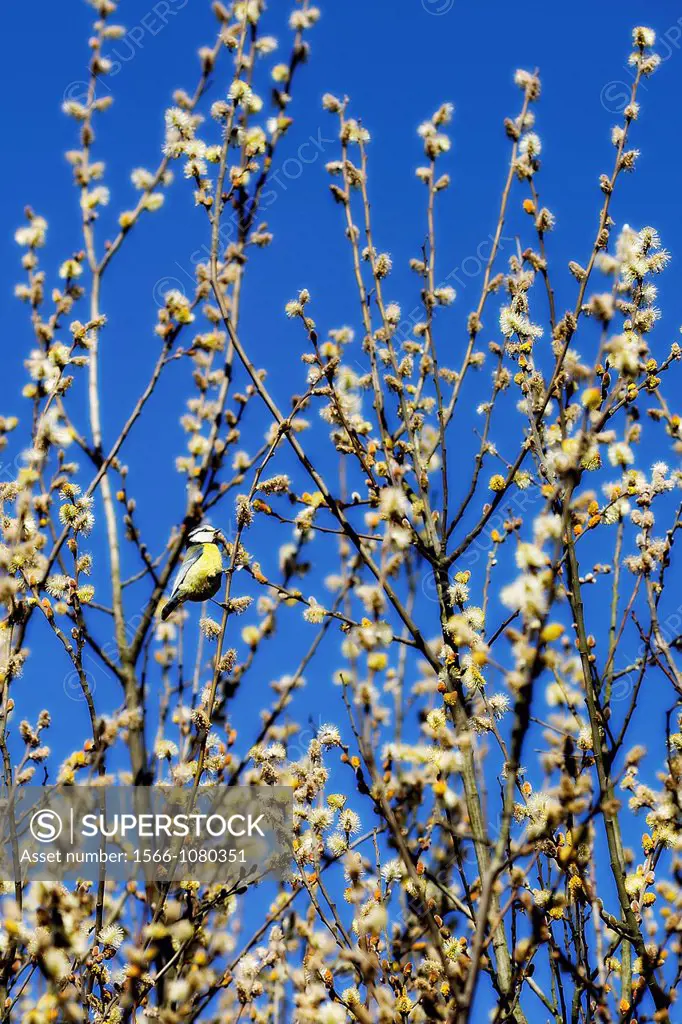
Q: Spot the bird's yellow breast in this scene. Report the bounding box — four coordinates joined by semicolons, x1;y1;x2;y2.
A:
200;542;223;575
183;543;223;596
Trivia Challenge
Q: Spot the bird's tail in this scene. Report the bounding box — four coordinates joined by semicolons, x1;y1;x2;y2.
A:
161;594;181;621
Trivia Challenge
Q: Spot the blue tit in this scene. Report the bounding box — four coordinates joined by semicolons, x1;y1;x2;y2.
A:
161;525;224;620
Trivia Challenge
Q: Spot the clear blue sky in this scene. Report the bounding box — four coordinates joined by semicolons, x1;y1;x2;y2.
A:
3;0;682;494
2;0;682;1011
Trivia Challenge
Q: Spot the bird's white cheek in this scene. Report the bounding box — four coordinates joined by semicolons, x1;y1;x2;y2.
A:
190;532;215;544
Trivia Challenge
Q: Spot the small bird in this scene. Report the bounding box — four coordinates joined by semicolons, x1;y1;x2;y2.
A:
161;525;224;620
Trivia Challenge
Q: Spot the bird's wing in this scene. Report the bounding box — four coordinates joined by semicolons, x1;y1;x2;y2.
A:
168;544;204;599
